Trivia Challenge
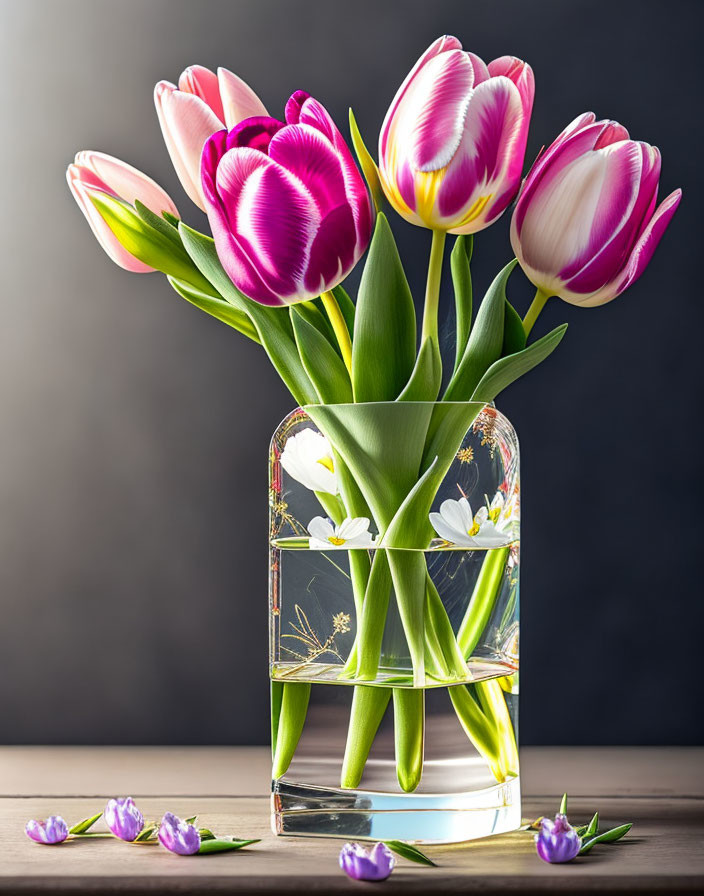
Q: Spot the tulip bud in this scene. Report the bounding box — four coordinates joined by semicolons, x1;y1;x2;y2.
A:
155;65;267;210
158;812;201;855
25;816;69;845
535;813;581;863
511;113;682;306
379;36;534;234
339;842;395;881
200;90;372;306
104;797;144;841
67;151;179;272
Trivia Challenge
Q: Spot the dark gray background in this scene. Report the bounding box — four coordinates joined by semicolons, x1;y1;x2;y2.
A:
1;0;701;745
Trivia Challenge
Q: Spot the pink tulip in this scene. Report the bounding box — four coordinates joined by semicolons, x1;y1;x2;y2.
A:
378;35;534;234
67;151;179;272
155;65;267;210
510;113;682;306
200;90;373;306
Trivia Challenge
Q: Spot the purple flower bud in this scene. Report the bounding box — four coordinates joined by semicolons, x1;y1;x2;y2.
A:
339;842;395;881
535;813;582;863
25;816;69;845
104;797;144;841
158;812;201;855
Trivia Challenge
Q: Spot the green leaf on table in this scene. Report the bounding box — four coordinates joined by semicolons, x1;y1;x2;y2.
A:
559;793;568;814
184;816;198;826
68;812;103;835
199;828;216;841
579;822;632;854
197;837;260;854
178;224;317;406
291;307;352;404
451;234;473;373
352;213;416;402
444;259;515;400
585;811;599;838
470;324;568;403
502;298;527;356
168;277;260;344
135;823;159;842
349;107;384;212
89;193;213;295
383;840;437;867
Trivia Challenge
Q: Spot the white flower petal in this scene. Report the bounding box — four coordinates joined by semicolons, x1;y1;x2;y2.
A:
439;498;471;536
430;512;475;546
280;428;337;494
337;517;371;540
307;516;334;541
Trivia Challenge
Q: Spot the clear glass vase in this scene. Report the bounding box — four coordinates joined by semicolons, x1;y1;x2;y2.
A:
269;401;520;843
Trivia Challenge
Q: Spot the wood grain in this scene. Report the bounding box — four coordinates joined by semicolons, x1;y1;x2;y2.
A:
0;747;702;894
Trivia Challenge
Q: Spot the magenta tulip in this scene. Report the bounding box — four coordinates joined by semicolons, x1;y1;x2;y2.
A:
155;65;267;211
67;151;179;272
379;35;534;234
511;113;682;307
200;90;373;306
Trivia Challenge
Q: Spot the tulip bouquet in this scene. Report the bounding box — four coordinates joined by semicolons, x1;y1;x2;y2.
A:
67;36;680;830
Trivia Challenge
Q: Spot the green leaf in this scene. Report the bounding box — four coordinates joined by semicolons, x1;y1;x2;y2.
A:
299;300;339;352
340;686;391;788
579;823;632;854
134;823;159;842
470;324;568;403
444;260;516;401
502;298;527;356
352;213;416;402
184;816;198;826
197;837;260;854
349;108;384;212
270;680;284;760
585;811;599;838
383;840;437;867
291;307;353;404
167;277;260;343
135;200;184;250
398;338;442;402
178;224;317;406
451;234;473;373
198;828;216;841
89;193;213;294
162;211;180;228
560;793;568;815
68;812;103;835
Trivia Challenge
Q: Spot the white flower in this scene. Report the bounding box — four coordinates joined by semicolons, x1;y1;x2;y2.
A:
280;428;337;495
308;516;375;550
429;494;510;548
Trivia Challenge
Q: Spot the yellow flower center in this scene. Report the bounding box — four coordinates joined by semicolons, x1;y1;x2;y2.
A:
489;506;501;523
328;536;346;546
317;456;335;473
468;520;480;536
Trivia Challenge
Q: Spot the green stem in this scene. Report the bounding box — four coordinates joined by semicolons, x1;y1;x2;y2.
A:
476;679;519;778
421;230;447;346
393;688;424;792
354;550;392;680
341;686;391;788
271;682;311;779
457;547;510;660
522;287;551;338
449;686;505;782
321;289;353;375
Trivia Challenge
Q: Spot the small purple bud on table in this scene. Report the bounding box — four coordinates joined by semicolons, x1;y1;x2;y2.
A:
158;812;201;855
104;797;144;841
339;841;395;881
25;816;69;845
535;813;582;863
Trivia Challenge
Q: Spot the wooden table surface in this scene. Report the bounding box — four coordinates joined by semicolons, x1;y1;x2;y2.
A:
1;746;702;894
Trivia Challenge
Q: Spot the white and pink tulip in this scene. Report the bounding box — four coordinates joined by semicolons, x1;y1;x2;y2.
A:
511;113;682;307
154;65;267;210
378;35;534;234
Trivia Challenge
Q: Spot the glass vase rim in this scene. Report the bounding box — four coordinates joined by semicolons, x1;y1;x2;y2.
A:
302;400;495;411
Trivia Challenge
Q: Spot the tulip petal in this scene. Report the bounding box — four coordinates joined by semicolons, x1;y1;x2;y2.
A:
73;151;179;217
488;57;535;115
304;204;357;294
217;66;268;129
577;188;681;306
155;81;222;210
216;148;319;300
380;35;463;163
227;116;285;153
268;124;349;215
178;65;225;123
